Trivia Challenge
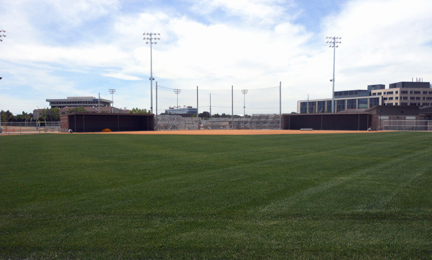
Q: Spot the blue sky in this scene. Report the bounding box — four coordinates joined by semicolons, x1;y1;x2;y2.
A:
1;0;432;115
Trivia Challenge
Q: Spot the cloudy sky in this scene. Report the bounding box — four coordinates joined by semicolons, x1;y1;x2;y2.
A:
1;0;432;115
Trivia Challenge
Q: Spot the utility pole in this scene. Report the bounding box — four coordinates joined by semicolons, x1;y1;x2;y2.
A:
143;33;160;114
326;36;342;113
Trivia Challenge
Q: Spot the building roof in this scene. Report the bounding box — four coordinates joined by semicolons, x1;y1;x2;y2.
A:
46;96;112;108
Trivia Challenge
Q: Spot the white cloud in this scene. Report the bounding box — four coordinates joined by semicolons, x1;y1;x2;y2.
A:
191;0;296;24
103;72;142;81
2;0;432;115
320;0;432;87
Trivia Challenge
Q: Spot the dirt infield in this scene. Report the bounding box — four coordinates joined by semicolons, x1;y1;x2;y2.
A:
90;129;375;135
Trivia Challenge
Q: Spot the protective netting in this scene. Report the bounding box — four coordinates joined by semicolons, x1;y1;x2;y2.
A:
155;85;281;117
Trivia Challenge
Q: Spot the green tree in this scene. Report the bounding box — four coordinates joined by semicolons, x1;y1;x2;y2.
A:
48;107;60;121
129;108;150;114
1;110;14;122
0;110;8;122
198;111;210;119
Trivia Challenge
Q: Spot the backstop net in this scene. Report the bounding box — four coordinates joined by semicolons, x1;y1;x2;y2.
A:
155;85;282;130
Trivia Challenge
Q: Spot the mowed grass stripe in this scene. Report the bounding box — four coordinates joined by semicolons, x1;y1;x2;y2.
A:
1;132;432;259
259;145;432;215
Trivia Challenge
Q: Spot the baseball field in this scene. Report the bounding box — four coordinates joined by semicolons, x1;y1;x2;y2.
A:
1;131;431;259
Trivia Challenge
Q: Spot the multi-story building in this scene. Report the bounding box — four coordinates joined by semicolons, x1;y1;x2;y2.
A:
370;82;432;107
46;96;112;108
297;84;384;113
297;81;432;114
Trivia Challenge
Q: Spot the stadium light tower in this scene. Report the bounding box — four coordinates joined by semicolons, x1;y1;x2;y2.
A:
174;89;181;108
326;36;342;113
0;30;5;134
241;89;248;117
109;89;116;113
143;32;160;114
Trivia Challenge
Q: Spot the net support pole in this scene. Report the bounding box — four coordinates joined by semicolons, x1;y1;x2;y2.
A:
197;86;199;130
279;81;282;130
231;85;234;130
156;81;158;130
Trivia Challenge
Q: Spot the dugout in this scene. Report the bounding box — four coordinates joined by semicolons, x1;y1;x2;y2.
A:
282;113;372;131
61;113;154;132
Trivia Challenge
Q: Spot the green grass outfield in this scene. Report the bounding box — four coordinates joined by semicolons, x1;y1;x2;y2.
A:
1;132;432;259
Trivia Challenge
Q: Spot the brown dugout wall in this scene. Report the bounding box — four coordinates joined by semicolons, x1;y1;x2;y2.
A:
61;113;154;132
282;113;372;130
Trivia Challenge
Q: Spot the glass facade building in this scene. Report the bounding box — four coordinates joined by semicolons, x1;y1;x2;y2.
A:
297;82;431;114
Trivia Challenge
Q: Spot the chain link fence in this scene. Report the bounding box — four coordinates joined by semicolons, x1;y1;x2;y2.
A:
0;121;61;135
381;119;432;131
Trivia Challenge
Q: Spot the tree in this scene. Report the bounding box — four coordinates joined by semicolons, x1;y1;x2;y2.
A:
129;108;150;114
0;110;8;122
48;107;60;121
198;111;210;119
1;110;14;122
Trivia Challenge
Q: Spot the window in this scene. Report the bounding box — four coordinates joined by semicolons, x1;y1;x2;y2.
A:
337;100;345;112
308;102;315;113
414;91;421;95
396;91;399;94
387;91;394;95
402;97;408;100
377;92;382;95
317;101;325;113
373;93;377;96
423;103;430;107
383;97;388;100
401;91;408;94
370;98;379;108
358;98;368;109
387;103;393;106
326;100;332;112
427;97;432;100
410;97;416;100
423;91;428;94
401;102;408;106
389;97;394;100
347;99;356;109
416;97;421;100
395;97;399;100
300;102;307;113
